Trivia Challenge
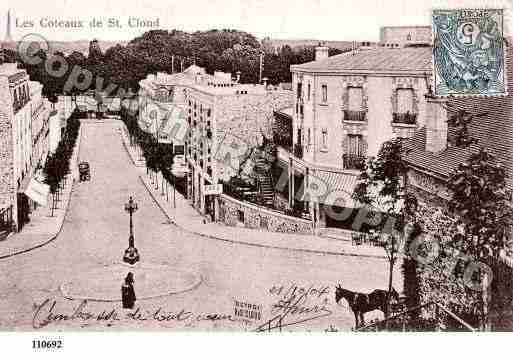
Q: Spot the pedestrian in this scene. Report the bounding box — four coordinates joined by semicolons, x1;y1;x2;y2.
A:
121;272;136;309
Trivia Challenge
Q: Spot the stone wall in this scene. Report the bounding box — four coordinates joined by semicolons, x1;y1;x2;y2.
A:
218;194;313;234
214;90;293;180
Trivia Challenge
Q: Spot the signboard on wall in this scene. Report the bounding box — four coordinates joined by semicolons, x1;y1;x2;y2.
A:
204;184;223;196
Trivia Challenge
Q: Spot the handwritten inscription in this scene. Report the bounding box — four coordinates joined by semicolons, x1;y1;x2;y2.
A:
255;283;332;332
32;299;239;329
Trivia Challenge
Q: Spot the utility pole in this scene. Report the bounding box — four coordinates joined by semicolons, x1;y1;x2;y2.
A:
171;55;175;73
181;58;184;73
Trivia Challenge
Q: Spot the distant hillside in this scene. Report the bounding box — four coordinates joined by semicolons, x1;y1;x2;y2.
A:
1;40;128;55
47;40;127;55
262;38;369;51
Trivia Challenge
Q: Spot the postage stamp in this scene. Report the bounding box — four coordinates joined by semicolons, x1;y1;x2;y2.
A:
3;1;513;355
432;8;506;96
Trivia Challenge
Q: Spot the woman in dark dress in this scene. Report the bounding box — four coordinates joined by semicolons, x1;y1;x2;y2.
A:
121;272;136;309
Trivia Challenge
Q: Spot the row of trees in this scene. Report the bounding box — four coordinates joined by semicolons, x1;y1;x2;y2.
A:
4;29;345;98
43;109;81;216
120;106;178;191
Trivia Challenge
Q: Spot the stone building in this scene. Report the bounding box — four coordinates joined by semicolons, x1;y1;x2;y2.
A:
138;65;215;152
0;63;51;233
184;74;292;217
283;44;431;229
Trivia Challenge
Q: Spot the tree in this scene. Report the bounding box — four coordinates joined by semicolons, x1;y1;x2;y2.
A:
352;138;416;320
447;148;513;329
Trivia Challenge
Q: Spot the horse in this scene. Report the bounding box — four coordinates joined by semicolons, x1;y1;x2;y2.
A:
335;284;400;329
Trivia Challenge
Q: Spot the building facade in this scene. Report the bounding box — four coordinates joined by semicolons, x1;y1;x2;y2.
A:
0;63;51;232
138;65;214;151
284;45;432;228
184;74;293;218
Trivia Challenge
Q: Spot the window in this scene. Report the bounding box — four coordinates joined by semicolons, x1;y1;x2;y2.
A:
348;87;363;111
406;34;412;41
321;85;327;102
307;83;311;101
321;128;328;151
347;134;364;156
307;128;311;145
397;88;414;113
297;82;302;99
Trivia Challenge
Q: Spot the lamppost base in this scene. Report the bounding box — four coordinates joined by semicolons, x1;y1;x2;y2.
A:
123;246;140;265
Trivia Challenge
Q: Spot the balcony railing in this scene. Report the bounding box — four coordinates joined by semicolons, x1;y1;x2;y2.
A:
343;153;366;170
343;110;367;122
392;112;417;125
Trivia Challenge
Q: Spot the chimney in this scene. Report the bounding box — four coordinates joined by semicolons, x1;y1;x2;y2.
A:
315;44;329;61
425;96;448;153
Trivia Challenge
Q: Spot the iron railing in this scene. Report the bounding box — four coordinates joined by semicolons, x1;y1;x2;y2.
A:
392;112;417;125
343;110;367;122
343;153;365;170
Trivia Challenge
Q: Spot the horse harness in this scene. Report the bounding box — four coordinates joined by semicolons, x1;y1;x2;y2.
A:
352;293;370;309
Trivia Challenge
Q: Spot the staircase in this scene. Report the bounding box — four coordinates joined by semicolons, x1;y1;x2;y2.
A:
254;157;275;208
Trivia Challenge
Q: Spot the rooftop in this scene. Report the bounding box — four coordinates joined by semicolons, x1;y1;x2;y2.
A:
404;46;513;191
291;47;432;74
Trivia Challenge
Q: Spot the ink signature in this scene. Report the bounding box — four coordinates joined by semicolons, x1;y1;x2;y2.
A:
254;284;332;332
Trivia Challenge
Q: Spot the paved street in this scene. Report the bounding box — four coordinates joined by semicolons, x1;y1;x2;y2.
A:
0;120;401;331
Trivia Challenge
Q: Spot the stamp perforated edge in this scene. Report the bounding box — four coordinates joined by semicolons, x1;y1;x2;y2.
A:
431;7;509;98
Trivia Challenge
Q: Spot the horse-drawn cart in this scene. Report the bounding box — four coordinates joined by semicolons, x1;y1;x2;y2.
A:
78;161;90;181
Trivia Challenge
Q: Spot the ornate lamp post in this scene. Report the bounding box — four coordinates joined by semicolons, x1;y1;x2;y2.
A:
123;196;140;265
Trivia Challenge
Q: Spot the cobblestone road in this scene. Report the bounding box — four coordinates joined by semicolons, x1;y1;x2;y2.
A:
0;121;401;331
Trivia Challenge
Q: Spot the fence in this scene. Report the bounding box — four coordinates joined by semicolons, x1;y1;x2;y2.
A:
357;301;476;332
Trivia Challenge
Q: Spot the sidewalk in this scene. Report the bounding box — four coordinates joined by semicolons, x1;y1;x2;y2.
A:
0;122;83;260
119;125;387;259
0;176;75;260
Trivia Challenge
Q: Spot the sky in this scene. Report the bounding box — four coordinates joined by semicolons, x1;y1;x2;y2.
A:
1;0;512;42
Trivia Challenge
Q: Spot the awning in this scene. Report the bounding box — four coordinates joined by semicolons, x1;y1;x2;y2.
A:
313;170;359;207
19;177;50;207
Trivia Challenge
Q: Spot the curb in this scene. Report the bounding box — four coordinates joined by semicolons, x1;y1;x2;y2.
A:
138;175;387;260
117;125;386;260
0;123;83;261
59;274;203;303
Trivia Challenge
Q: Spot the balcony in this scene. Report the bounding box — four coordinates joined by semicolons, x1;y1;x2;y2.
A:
392;112;417;125
343;110;366;122
343;153;366;170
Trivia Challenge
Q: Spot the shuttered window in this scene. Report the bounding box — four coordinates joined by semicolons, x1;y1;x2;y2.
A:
397;88;414;113
348;87;363;111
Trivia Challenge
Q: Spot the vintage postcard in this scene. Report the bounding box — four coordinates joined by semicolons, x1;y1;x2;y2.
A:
0;0;513;352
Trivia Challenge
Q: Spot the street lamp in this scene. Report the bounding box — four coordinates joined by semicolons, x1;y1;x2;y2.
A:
123;196;140;265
